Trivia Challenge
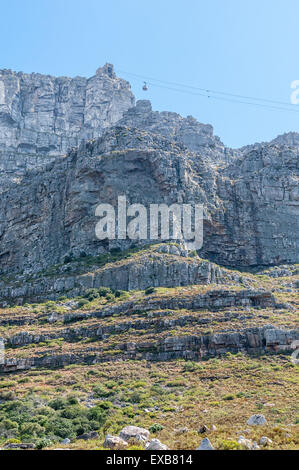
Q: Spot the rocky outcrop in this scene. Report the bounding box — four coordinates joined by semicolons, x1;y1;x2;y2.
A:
1;324;297;372
1;286;275;329
118;99;234;163
0;63;134;156
0;64;134;189
0;255;232;305
121;325;298;361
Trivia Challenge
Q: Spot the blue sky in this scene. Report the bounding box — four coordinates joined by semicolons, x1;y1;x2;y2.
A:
1;0;299;147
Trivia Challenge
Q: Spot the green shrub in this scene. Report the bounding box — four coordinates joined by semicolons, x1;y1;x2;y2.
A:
0;394;109;442
114;290;126;298
222;394;235;401
45;301;56;311
98;287;112;297
35;438;53;449
128;392;142;404
217;439;242;450
149;423;164;433
145;287;156;295
78;299;90;308
83;289;99;301
92;384;113;398
182;361;200;372
49;397;68;410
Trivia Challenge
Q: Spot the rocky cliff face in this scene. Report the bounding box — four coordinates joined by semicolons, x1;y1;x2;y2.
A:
0;63;135;187
118;99;235;163
0;64;298;276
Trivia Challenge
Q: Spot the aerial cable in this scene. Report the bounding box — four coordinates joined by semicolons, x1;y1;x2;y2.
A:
117;69;298;112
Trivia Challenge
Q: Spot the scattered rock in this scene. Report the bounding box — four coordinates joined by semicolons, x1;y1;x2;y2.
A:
146;439;169;450
259;436;273;446
135;433;148;444
247;414;267;426
238;436;254;450
61;438;71;445
119;425;149;442
196;438;214;450
47;312;59;323
198;425;210;434
4;443;35;449
238;429;251;435
174;427;189;435
103;435;128;449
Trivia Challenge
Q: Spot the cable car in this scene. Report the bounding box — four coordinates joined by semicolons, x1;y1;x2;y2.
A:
142;81;148;91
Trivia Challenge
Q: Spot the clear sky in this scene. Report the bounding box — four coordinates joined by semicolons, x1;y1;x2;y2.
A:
1;0;299;148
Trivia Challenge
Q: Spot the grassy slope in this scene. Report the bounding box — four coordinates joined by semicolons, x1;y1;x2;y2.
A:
0;254;298;450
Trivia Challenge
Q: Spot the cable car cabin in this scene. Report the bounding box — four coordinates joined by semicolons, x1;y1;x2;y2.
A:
142;82;148;91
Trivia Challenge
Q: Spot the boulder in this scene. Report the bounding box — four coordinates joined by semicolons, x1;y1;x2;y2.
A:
198;425;209;434
174;427;189;435
196;438;214;450
119;425;150;442
259;436;273;446
146;439;169;450
62;438;71;445
247;414;267;426
238;436;254;450
238;436;261;450
103;435;128;449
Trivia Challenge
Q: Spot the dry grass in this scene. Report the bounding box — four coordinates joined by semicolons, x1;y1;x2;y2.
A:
1;354;298;450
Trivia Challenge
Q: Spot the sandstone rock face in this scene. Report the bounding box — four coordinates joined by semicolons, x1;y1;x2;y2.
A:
0;254;230;304
0;64;298;276
1;323;297;372
219;144;299;266
0;63;134;187
118;99;233;163
0;125;298;276
0;126;215;275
